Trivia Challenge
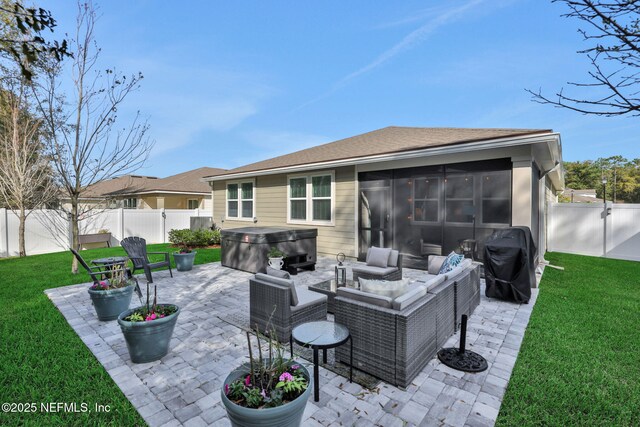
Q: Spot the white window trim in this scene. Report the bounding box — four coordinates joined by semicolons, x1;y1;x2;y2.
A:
287;171;335;226
226;179;256;221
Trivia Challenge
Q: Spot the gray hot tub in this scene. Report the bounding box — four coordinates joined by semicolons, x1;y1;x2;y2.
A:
221;227;317;273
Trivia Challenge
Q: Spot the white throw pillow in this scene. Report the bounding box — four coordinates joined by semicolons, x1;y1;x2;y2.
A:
360;277;409;299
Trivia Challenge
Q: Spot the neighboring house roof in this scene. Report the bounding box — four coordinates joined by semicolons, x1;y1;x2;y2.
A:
562;188;602;203
204;126;557;180
80;167;226;199
81;175;159;198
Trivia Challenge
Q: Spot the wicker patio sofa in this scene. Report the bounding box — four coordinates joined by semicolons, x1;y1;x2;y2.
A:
334;286;437;388
352;247;403;281
249;272;327;342
334;256;481;388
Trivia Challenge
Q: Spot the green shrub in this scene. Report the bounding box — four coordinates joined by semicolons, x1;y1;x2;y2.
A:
168;228;221;250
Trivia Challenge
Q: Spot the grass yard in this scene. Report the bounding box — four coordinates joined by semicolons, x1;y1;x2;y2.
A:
0;245;220;426
496;252;640;426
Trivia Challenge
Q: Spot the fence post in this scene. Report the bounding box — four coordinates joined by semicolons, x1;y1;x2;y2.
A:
1;208;8;257
161;208;166;243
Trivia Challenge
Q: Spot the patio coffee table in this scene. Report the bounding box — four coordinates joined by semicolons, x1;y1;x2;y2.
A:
290;321;352;402
308;279;359;314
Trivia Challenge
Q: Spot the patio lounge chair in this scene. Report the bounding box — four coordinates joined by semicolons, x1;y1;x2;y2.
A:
249;272;327;342
70;248;132;285
120;237;172;283
352;247;403;281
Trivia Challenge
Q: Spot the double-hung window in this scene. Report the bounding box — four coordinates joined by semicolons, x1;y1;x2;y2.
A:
123;198;137;209
227;181;254;220
288;172;334;224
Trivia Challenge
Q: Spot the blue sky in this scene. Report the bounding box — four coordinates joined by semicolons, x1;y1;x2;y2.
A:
47;0;638;177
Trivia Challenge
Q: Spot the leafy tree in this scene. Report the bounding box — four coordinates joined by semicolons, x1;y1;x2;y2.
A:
563;156;640;203
0;0;70;80
33;2;152;272
528;0;640;116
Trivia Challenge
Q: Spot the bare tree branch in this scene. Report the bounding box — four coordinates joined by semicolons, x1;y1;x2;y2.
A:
528;0;640;116
32;1;153;271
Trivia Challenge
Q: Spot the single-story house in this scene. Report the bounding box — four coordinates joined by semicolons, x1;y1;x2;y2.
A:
64;167;226;211
203;127;563;269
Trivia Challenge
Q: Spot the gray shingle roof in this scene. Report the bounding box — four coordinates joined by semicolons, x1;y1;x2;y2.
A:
82;167;226;198
206;126;552;178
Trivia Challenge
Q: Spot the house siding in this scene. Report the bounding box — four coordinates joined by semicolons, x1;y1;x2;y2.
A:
214;166;357;257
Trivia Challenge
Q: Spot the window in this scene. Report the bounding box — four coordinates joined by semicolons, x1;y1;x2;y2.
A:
227;181;254;219
481;172;510;225
288;172;334;224
412;176;440;223
123;198;137;209
188;199;199;209
445;175;474;223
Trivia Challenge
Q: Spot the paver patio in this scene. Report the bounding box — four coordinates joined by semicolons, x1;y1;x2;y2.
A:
45;258;540;426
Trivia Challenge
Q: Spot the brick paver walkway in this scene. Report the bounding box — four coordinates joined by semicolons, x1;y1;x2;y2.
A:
45;258;539;426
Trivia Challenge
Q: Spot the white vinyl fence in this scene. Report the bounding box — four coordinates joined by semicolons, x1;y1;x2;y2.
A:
0;208;207;257
548;203;640;262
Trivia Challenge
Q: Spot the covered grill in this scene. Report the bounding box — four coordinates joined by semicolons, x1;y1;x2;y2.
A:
483;226;536;303
221;227;317;273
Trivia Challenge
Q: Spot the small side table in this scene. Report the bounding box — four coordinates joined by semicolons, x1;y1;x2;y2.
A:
290;321;352;402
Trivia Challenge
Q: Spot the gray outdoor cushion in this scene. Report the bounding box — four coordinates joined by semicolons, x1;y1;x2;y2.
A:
388;250;400;267
266;266;291;280
392;285;427;310
367;247;392;268
291;288;327;312
360;277;409;298
424;274;446;292
445;258;473;280
351;265;398;276
428;256;447;275
336;287;393;308
254;273;298;306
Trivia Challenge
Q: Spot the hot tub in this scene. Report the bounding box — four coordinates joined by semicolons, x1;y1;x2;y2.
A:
221;227;318;273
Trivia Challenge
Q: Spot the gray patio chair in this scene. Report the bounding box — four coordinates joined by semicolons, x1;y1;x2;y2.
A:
120;236;172;283
352;247;403;281
69;248;141;297
249;272;327;342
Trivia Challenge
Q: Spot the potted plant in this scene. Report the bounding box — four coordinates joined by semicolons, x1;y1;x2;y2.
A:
87;266;137;321
267;247;285;270
117;284;180;363
221;330;311;427
168;229;197;271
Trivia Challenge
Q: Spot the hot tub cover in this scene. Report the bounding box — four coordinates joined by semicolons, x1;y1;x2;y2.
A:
483;226;536;303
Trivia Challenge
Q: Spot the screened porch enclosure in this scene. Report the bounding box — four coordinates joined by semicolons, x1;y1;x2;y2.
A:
358;159;512;269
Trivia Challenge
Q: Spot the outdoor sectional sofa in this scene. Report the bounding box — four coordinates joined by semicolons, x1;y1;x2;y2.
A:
334;257;480;388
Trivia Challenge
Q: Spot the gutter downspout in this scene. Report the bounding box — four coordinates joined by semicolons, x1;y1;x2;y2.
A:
538;161;561;266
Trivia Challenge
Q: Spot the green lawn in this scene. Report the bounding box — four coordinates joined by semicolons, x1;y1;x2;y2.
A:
0;245;220;426
496;252;640;426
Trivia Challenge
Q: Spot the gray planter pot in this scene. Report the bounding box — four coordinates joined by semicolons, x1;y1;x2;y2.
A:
221;362;311;427
88;283;135;321
117;305;180;363
173;251;197;271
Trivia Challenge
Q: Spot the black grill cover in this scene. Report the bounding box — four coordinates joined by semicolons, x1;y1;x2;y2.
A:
483;226;536;303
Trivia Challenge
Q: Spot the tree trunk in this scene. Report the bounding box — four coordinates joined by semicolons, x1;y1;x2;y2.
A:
71;196;79;274
18;208;26;257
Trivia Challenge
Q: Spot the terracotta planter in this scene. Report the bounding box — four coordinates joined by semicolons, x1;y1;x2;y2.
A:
221;362;311;427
